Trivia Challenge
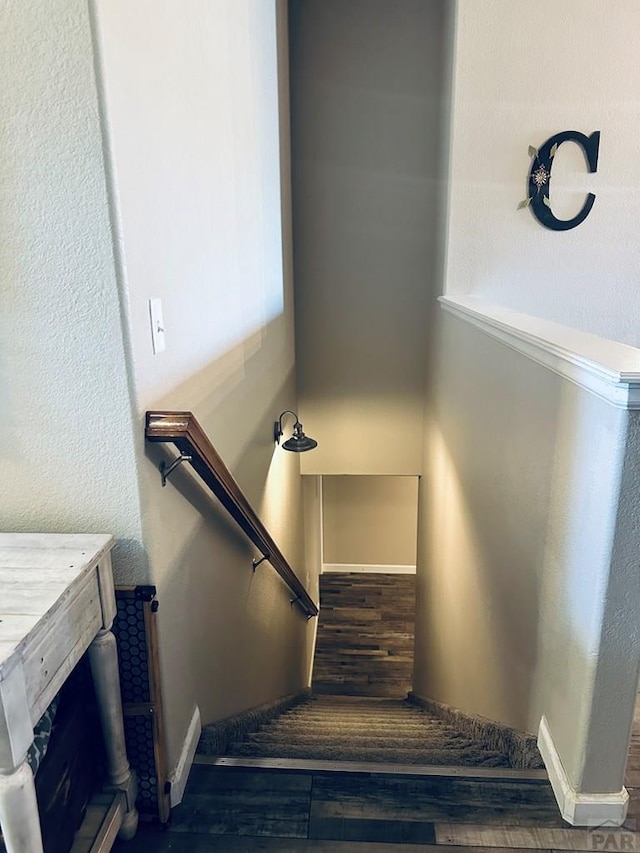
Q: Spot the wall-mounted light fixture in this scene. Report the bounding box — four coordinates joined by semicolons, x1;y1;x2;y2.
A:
274;410;318;452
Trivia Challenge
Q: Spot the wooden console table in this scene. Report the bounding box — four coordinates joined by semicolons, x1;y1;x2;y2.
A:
0;534;138;852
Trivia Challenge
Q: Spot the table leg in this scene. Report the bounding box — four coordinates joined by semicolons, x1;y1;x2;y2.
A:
0;762;44;853
89;627;139;840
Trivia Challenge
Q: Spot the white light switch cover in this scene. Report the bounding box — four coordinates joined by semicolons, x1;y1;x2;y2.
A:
149;298;166;354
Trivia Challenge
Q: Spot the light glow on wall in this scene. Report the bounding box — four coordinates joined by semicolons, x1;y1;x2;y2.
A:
417;418;514;719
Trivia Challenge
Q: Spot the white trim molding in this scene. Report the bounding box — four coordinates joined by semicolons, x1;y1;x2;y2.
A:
322;563;416;575
538;716;628;826
439;296;640;409
168;704;201;807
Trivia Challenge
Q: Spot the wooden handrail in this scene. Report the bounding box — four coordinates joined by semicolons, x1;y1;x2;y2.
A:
145;411;318;618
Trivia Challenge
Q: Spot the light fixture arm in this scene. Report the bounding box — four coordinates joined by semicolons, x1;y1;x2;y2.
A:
274;410;300;445
273;409;318;452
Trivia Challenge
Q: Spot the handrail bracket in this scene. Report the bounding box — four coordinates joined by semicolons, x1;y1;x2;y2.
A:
160;453;192;487
252;554;270;572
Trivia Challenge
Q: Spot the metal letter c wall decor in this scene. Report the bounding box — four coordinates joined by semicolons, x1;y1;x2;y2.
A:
518;130;600;231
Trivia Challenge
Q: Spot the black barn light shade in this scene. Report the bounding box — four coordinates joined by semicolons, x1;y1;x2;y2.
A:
274;410;318;453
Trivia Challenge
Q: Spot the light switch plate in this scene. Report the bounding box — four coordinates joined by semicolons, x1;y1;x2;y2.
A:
149;298;166;354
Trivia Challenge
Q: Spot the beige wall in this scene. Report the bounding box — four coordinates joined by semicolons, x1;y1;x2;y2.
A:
416;309;640;795
415;0;640;800
91;0;316;770
289;0;448;475
323;476;418;567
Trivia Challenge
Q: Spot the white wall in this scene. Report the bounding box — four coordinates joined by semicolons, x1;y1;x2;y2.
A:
445;0;640;347
92;0;315;769
323;476;418;567
0;0;144;576
289;0;447;475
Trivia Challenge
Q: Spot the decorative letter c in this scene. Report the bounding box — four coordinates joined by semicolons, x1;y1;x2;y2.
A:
529;130;600;231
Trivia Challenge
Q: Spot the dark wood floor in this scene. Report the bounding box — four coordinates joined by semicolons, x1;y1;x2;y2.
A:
115;644;640;852
313;573;415;697
115;759;640;852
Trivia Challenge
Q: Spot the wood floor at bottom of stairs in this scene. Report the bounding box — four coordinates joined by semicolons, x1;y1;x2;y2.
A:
114;764;640;852
113;837;548;853
115;826;640;853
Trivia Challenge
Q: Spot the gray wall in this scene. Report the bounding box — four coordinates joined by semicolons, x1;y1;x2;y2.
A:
289;0;448;475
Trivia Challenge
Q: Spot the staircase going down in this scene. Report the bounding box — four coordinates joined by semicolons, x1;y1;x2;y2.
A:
159;572;551;849
212;573;516;769
225;693;512;767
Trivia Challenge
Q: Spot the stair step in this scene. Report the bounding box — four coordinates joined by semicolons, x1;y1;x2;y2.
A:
270;714;429;724
312;683;416;698
242;734;476;750
267;713;446;725
228;742;509;765
199;754;548;780
261;724;463;737
299;704;414;710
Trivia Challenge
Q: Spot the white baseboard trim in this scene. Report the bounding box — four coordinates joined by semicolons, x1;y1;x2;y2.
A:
537;716;628;826
168;704;201;807
322;563;416;575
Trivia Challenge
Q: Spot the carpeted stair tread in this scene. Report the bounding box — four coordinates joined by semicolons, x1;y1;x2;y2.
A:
227;741;509;766
238;732;473;750
261;727;454;738
283;707;420;716
261;718;464;733
219;694;513;768
303;697;410;706
262;720;450;732
277;709;428;721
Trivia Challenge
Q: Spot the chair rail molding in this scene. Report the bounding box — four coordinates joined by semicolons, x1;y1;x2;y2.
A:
439;296;640;409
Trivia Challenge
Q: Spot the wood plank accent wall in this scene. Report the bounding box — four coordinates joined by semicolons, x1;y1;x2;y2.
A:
312;573;415;697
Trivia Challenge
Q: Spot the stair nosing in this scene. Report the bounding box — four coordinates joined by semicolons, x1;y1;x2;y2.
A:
194;753;549;781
